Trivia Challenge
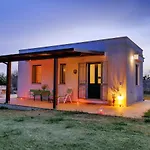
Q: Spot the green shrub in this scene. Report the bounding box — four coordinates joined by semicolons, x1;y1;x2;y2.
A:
143;109;150;118
143;109;150;123
0;106;8;109
144;118;150;123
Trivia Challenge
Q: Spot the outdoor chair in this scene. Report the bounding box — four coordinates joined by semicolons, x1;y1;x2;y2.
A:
50;89;53;101
30;89;42;101
57;88;73;103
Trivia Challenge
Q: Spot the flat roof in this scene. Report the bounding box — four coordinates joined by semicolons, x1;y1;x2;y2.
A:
19;36;143;54
0;36;143;63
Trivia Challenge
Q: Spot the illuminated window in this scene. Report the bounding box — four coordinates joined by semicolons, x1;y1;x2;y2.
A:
90;64;95;84
135;64;139;85
60;64;66;84
32;65;41;84
98;64;102;84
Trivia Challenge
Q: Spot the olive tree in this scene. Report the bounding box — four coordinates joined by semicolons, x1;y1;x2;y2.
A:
0;73;6;85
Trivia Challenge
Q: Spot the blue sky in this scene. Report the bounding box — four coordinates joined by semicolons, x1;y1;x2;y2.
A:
0;0;150;74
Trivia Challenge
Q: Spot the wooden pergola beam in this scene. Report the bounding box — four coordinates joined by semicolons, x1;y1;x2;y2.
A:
3;62;8;65
0;49;105;63
5;62;11;103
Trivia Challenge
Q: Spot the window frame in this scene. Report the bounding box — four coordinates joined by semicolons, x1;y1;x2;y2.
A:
135;64;140;86
78;63;87;85
60;64;66;84
32;65;42;84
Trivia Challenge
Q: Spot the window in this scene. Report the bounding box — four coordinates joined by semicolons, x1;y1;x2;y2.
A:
60;64;66;84
32;65;41;84
90;64;95;84
98;64;102;84
135;64;139;85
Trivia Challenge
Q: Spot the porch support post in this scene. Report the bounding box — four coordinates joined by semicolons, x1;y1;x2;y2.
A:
53;58;58;109
5;61;11;103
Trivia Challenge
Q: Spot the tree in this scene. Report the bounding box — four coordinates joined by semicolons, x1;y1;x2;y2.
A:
11;70;18;90
143;74;150;94
0;73;6;85
143;75;150;80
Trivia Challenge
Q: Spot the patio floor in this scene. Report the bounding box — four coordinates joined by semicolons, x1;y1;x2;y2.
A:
0;95;150;118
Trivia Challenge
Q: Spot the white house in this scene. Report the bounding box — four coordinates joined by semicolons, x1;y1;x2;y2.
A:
17;36;144;107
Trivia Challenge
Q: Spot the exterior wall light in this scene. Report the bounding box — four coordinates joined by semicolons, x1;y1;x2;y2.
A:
131;54;139;61
117;94;123;107
133;54;139;60
73;69;77;74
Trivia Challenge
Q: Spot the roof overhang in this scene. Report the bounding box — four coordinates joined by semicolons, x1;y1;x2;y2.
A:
0;48;105;63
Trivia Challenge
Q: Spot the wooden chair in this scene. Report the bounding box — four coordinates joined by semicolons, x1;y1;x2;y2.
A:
58;88;73;103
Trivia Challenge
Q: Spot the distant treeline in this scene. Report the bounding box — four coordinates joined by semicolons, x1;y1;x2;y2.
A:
0;71;18;90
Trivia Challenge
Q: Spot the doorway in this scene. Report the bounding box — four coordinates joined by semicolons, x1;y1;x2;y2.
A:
88;63;102;99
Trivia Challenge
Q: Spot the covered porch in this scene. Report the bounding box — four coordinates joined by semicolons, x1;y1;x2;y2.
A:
0;48;107;109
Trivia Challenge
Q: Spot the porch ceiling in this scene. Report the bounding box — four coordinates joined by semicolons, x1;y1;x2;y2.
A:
0;48;105;63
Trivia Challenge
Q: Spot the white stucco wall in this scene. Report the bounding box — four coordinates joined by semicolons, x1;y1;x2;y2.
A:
18;59;54;97
18;55;107;101
17;48;128;106
106;44;127;106
126;48;144;106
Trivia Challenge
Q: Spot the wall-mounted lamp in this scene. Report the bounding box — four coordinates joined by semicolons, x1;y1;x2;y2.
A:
131;54;139;62
117;94;123;107
73;69;77;74
133;54;139;60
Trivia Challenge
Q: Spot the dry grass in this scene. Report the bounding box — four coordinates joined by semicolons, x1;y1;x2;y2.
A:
144;94;150;100
0;110;150;150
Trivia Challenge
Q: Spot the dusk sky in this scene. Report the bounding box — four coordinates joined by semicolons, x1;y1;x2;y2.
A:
0;0;150;74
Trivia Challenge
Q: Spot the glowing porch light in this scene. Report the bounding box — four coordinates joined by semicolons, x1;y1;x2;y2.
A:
133;54;139;60
98;108;104;115
117;94;123;107
76;101;79;105
131;54;139;61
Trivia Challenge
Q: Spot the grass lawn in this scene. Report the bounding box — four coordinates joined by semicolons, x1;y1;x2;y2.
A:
0;109;150;150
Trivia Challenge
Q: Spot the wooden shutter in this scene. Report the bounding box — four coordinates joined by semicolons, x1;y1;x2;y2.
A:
78;63;87;99
32;66;36;83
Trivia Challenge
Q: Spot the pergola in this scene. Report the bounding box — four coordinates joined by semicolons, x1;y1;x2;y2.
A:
0;48;104;109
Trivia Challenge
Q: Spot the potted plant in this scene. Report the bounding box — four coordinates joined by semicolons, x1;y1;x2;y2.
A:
41;84;48;91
